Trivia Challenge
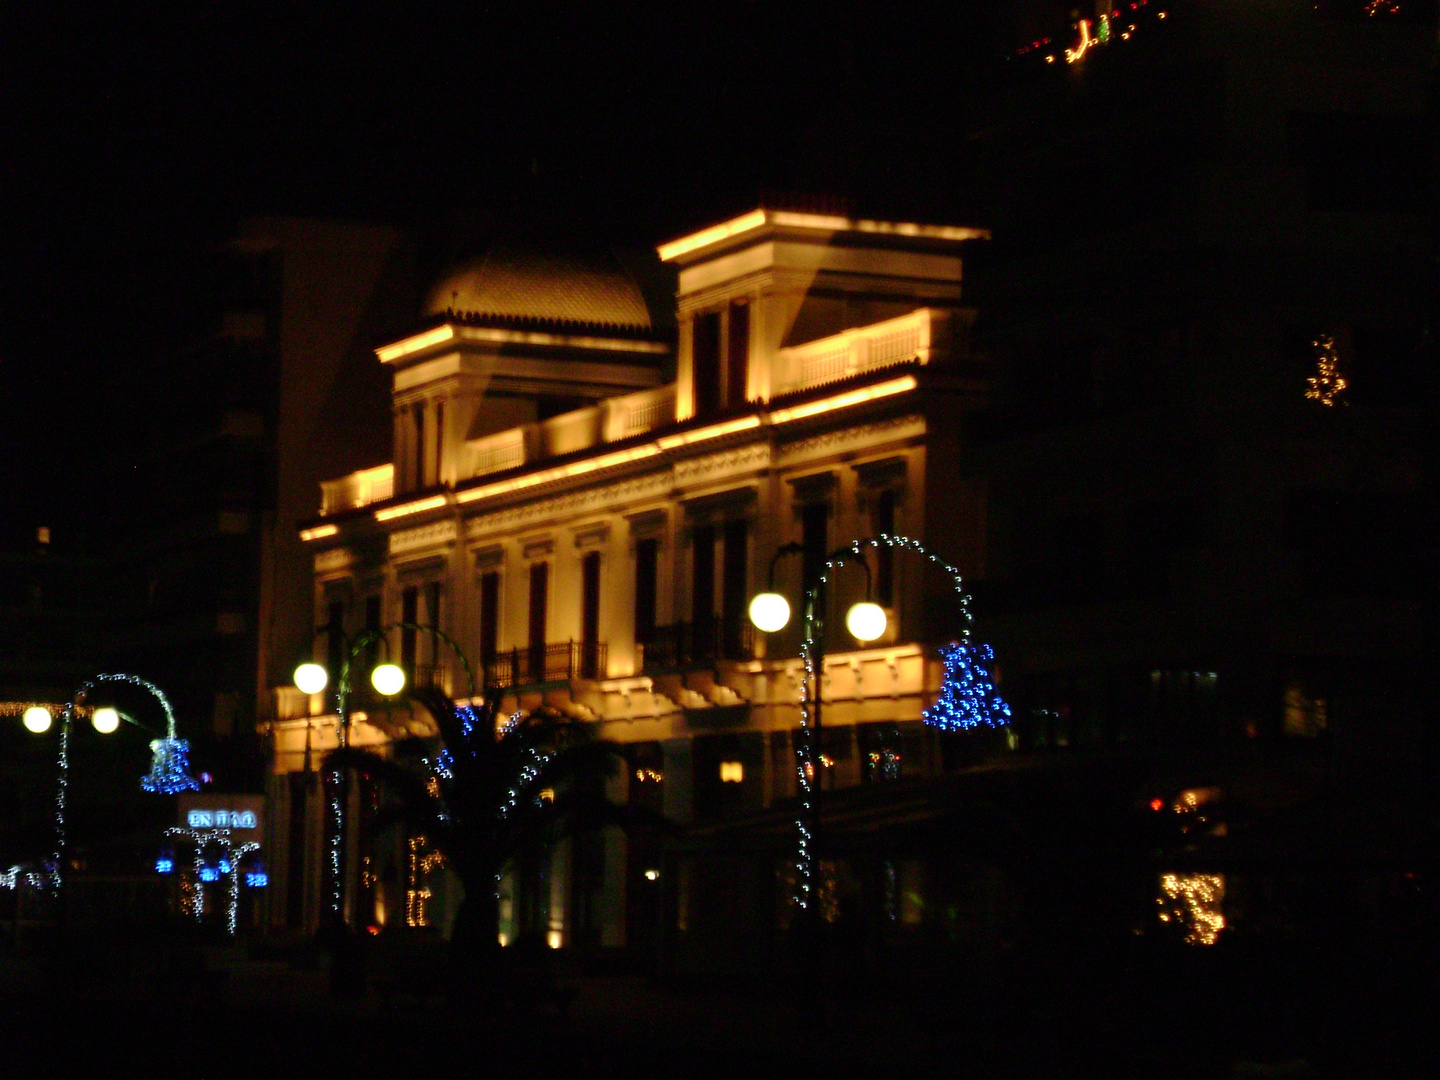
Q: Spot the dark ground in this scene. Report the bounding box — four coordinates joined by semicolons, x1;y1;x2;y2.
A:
2;928;1434;1079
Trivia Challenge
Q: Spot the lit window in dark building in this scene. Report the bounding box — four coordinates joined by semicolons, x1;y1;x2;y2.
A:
581;550;601;678
692;311;722;416
528;562;548;681
634;537;658;647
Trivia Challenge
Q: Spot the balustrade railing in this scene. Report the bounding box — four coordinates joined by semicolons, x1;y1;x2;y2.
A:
637;617;755;672
478;640;608;689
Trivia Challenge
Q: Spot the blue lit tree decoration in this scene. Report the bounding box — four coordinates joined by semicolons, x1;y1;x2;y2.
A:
923;641;1011;731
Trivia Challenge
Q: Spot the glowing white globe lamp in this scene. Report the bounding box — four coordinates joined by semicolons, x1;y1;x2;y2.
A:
293;662;329;695
23;706;53;734
371;663;406;697
845;601;887;644
91;707;121;734
748;592;792;633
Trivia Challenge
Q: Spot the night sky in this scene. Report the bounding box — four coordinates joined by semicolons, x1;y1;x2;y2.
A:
1;2;1014;545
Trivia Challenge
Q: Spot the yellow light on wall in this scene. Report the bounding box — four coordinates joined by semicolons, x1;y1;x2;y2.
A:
23;706;53;734
720;761;744;783
293;662;329;695
371;663;406;697
845;601;887;643
748;592;792;633
91;707;121;734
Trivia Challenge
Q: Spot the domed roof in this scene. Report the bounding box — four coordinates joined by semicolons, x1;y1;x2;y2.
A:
424;246;653;331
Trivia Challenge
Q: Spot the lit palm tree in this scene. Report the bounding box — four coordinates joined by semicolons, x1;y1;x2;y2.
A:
326;687;667;1007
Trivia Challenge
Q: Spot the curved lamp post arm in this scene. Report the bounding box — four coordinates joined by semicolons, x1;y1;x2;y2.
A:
790;535;974;914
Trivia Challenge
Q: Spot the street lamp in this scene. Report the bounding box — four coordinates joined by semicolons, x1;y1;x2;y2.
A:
293;620;476;930
749;540;888;940
748;541;888;645
20;674;196;899
751;534;991;936
23;706;53;734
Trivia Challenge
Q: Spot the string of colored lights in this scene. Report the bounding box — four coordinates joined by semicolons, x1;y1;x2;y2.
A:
793;534;979;910
1014;2;1166;66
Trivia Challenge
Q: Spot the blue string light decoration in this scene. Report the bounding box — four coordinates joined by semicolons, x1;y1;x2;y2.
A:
922;641;1012;731
142;737;201;794
75;673;199;794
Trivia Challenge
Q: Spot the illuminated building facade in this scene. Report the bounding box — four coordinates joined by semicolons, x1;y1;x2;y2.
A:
272;210;996;944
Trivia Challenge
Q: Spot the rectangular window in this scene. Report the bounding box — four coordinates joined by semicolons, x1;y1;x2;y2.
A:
692;524;716;657
364;594;381;671
581;551;601;678
401;586;419;674
528;562;548;681
425;580;442;670
412;402;426;488
634;537;658;646
726;301;749;407
693;312;722;417
434;401;445;485
326;600;346;679
874;488;896;606
801;501;829;599
721;519;748;657
479;571;499;663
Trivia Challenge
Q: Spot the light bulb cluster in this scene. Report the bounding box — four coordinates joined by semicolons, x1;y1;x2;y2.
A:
1305;334;1348;407
1158;872;1226;945
923;642;1012;731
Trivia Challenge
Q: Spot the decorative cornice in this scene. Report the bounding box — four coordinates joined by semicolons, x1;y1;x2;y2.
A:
314;547;355;575
465;470;673;540
673;442;771;486
776;414;924;464
389;519;458;556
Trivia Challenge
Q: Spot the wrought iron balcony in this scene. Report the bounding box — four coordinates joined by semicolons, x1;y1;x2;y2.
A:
478;640;609;689
637;617;754;672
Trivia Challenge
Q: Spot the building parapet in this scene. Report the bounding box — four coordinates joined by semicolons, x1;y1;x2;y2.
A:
774;308;950;396
320;464;394;516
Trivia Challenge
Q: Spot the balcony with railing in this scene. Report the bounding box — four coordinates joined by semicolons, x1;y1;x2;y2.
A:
637;617;755;672
320;464;394;516
772;308;952;397
477;640;609;689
